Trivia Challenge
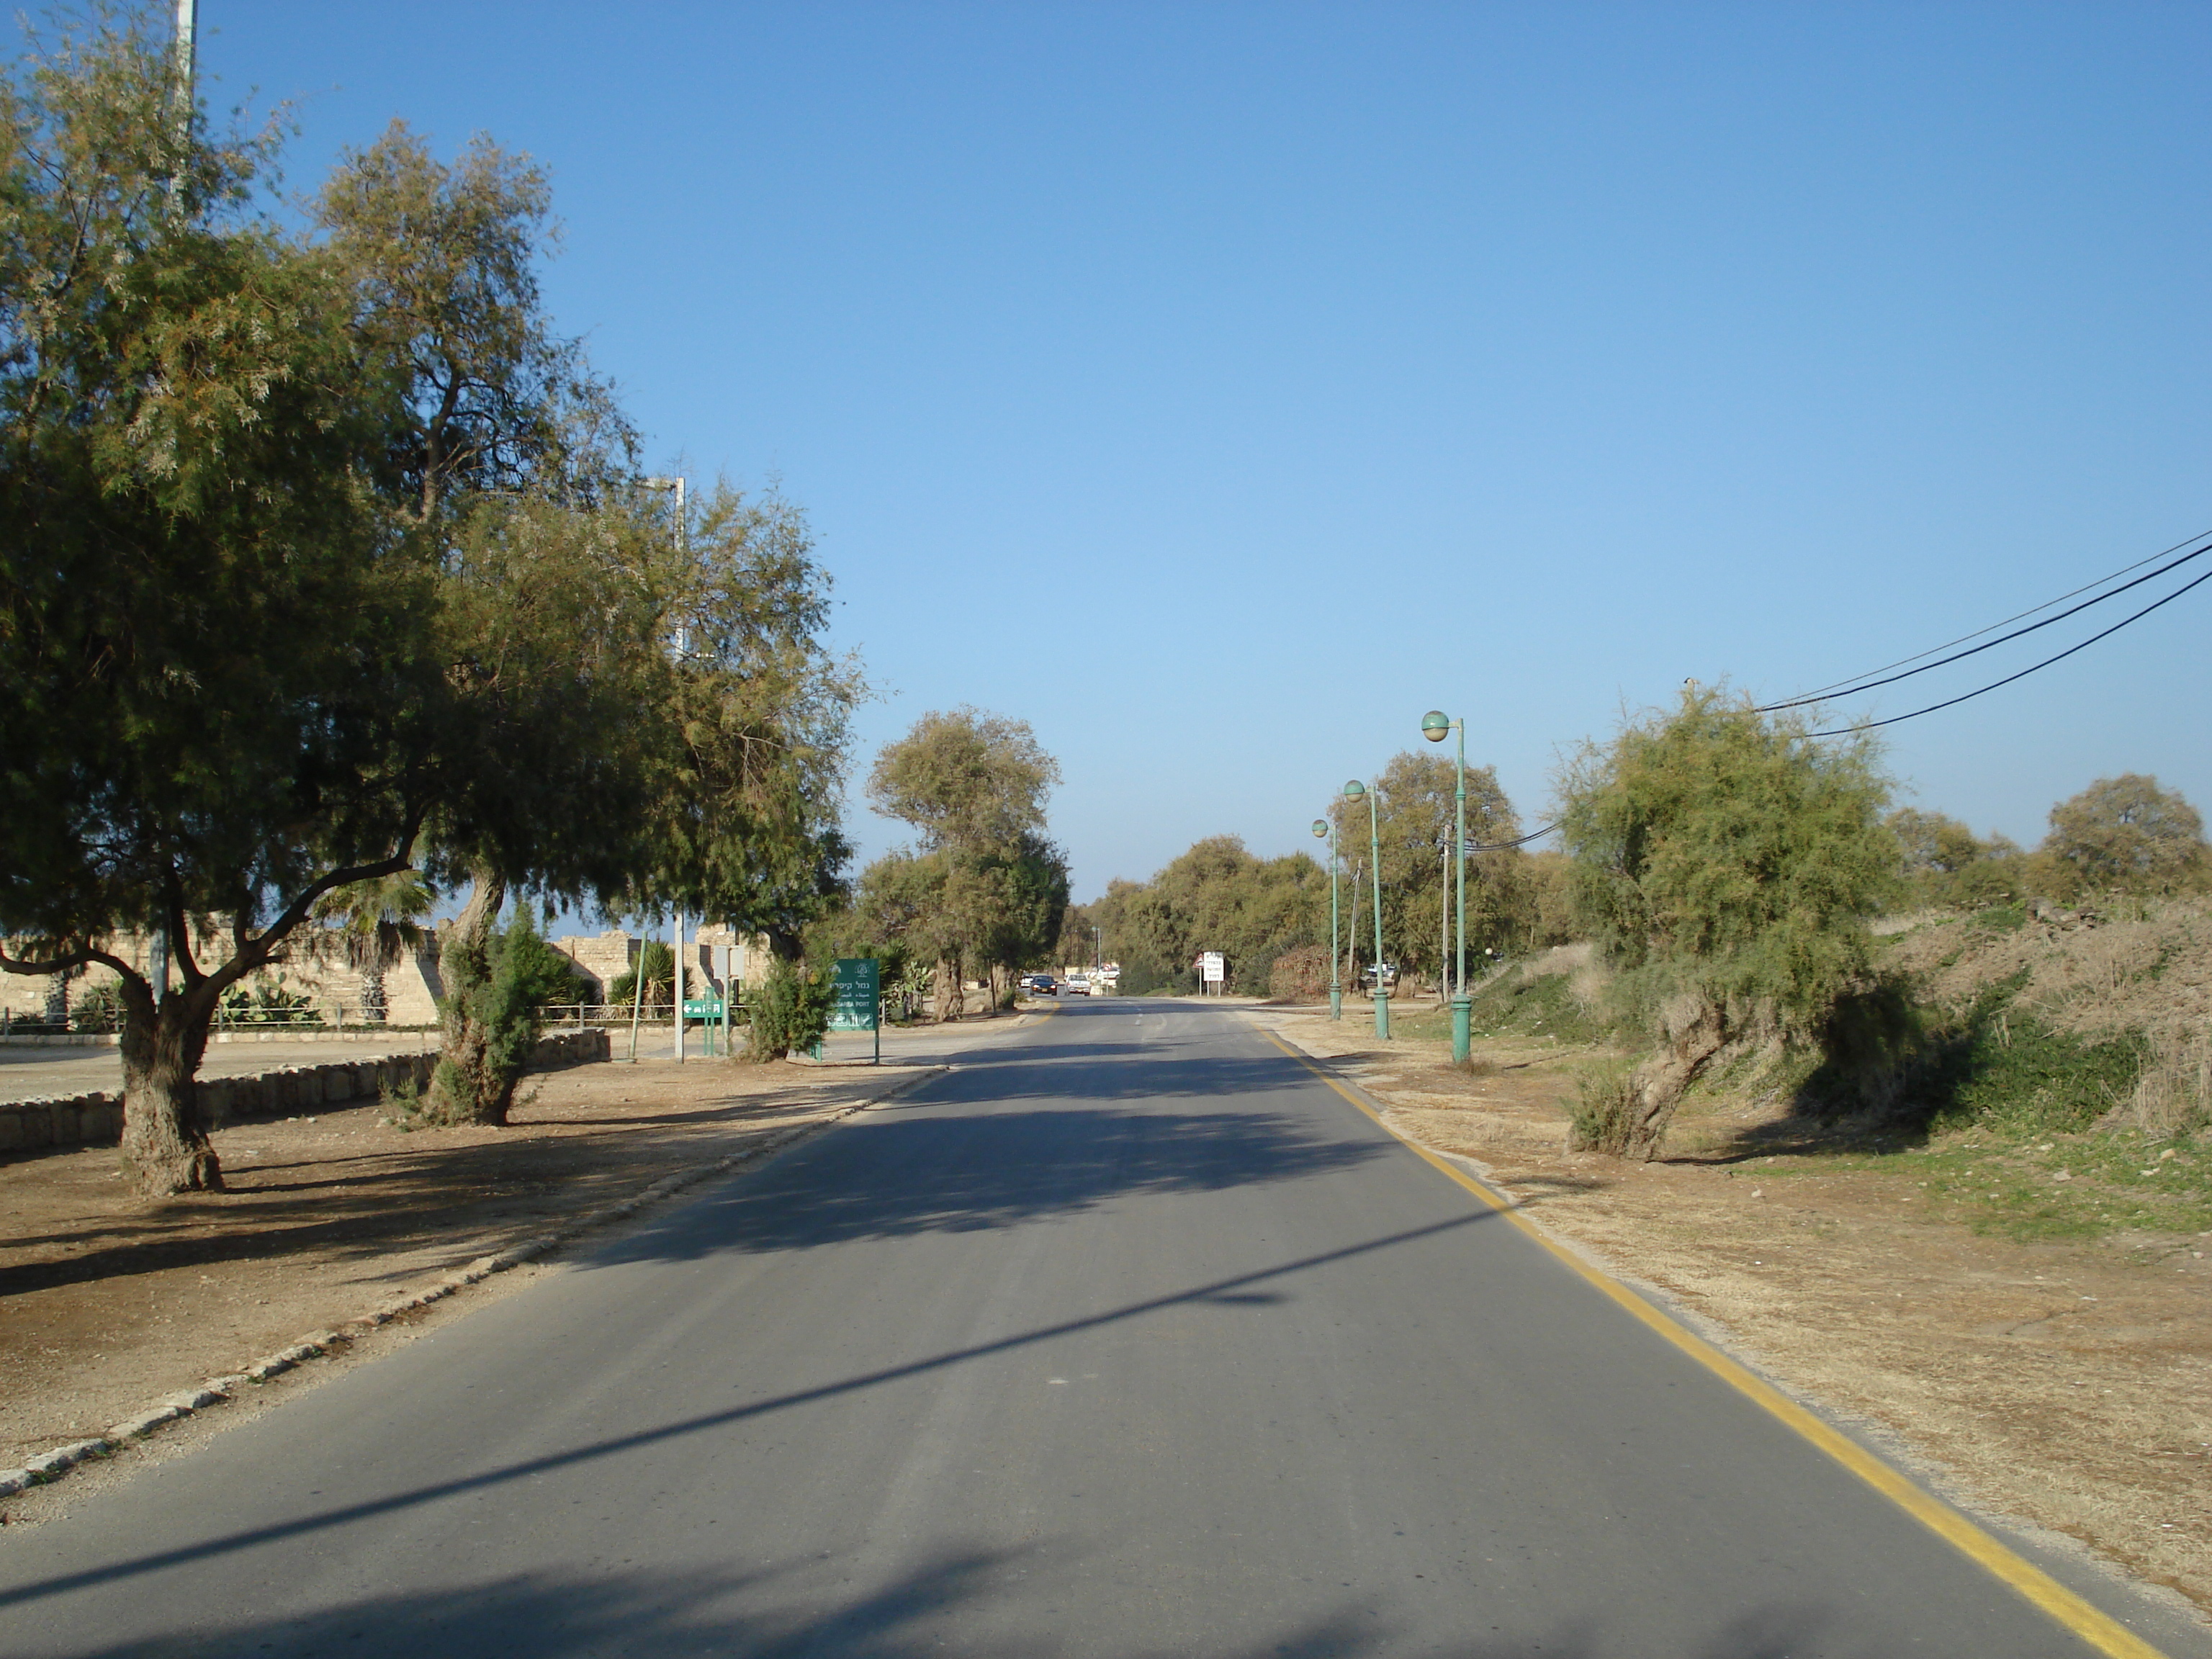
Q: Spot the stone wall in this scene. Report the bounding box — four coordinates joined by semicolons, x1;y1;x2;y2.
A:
0;1029;611;1159
3;925;773;1023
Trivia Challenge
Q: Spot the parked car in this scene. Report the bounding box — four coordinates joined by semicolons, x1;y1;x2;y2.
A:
1358;962;1399;989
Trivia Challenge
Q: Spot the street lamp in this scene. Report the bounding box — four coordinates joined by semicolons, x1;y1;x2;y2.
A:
1341;780;1390;1039
1311;817;1342;1020
1421;709;1473;1064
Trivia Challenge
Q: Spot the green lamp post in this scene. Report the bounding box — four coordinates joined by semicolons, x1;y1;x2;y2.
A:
1311;817;1342;1020
1342;779;1389;1039
1421;709;1473;1064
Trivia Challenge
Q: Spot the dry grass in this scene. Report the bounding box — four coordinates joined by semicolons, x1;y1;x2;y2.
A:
1887;896;2212;1042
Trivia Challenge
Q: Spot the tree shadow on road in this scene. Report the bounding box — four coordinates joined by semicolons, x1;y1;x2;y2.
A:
33;1550;1853;1658
596;1102;1393;1261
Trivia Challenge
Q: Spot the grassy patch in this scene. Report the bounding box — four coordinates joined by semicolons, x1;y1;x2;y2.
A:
1913;1129;2212;1241
1460;968;1606;1045
1768;1128;2212;1243
1924;1014;2148;1138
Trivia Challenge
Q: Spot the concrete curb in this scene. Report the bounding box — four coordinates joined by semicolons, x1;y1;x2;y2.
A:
0;1061;948;1503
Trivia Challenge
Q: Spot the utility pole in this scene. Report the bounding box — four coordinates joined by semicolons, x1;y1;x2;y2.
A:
148;0;195;1009
639;475;690;1063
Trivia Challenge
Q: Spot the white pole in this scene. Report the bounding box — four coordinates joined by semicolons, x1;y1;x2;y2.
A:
673;911;685;1062
174;0;195;95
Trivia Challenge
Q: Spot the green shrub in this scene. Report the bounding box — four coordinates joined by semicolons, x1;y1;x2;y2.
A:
1568;1059;1640;1154
745;956;833;1061
1116;953;1195;996
1929;1016;2148;1136
426;909;561;1124
218;977;323;1025
69;981;124;1032
1799;969;2150;1138
608;940;675;1008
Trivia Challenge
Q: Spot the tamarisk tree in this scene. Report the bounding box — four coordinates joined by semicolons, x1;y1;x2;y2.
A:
858;709;1067;1017
0;16;444;1192
0;21;859;1182
1557;685;1898;1158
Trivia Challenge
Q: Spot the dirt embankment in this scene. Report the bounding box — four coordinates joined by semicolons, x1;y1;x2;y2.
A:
1244;1000;2212;1619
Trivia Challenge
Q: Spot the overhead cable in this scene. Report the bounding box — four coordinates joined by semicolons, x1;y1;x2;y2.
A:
1465;823;1559;853
1771;527;2212;707
1806;564;2212;737
1759;536;2212;713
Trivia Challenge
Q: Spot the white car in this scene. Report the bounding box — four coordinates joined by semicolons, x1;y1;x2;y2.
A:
1064;974;1092;996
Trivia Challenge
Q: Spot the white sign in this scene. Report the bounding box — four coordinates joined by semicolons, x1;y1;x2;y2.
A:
1200;951;1226;984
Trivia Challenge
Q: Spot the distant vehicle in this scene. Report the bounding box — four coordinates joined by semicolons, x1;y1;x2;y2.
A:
1064;974;1092;996
1021;974;1058;997
1359;962;1399;989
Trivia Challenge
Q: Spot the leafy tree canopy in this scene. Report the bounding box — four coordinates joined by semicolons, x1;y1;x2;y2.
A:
2041;774;2207;896
1557;686;1897;1156
866;707;1058;854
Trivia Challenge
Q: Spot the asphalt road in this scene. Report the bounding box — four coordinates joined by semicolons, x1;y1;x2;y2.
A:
0;999;2193;1658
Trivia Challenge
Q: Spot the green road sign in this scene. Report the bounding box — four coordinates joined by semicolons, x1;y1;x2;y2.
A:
682;999;724;1020
829;958;880;1031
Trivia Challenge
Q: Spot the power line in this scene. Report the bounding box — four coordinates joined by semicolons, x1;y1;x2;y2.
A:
1807;563;2212;737
1758;536;2212;713
1467;822;1558;853
1771;527;2212;707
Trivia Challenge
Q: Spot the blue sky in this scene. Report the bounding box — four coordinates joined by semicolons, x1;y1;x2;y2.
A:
196;1;2209;902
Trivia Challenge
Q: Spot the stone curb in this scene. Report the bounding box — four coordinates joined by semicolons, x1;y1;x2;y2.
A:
0;1063;948;1505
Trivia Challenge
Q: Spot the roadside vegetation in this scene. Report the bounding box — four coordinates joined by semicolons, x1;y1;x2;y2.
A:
0;8;858;1192
825;709;1071;1020
1123;680;2212;1246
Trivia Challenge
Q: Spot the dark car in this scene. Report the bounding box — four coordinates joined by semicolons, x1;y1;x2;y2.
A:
1022;974;1059;997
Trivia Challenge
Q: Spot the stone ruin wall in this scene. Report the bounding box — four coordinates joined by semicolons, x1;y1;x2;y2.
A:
1;923;777;1026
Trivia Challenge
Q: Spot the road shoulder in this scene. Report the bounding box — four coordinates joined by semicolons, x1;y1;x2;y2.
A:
1242;1002;2212;1646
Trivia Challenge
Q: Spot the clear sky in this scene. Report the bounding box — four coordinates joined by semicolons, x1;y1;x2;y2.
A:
194;1;2208;902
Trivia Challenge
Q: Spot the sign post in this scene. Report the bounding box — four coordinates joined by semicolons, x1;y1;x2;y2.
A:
830;958;882;1064
1199;951;1226;997
681;995;726;1055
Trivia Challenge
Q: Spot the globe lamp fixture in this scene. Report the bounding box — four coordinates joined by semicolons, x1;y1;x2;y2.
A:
1421;711;1451;742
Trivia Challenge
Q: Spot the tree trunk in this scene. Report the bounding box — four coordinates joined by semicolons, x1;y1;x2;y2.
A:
1622;994;1727;1161
428;870;516;1126
119;984;221;1195
934;957;965;1022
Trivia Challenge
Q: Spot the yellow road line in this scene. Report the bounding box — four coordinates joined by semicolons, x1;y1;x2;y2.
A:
1253;1025;2170;1659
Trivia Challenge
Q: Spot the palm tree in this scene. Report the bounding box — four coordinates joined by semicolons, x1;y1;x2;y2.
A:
310;872;436;1024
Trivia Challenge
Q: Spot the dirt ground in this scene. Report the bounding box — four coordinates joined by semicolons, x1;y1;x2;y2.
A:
0;1051;940;1474
1244;1004;2212;1619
